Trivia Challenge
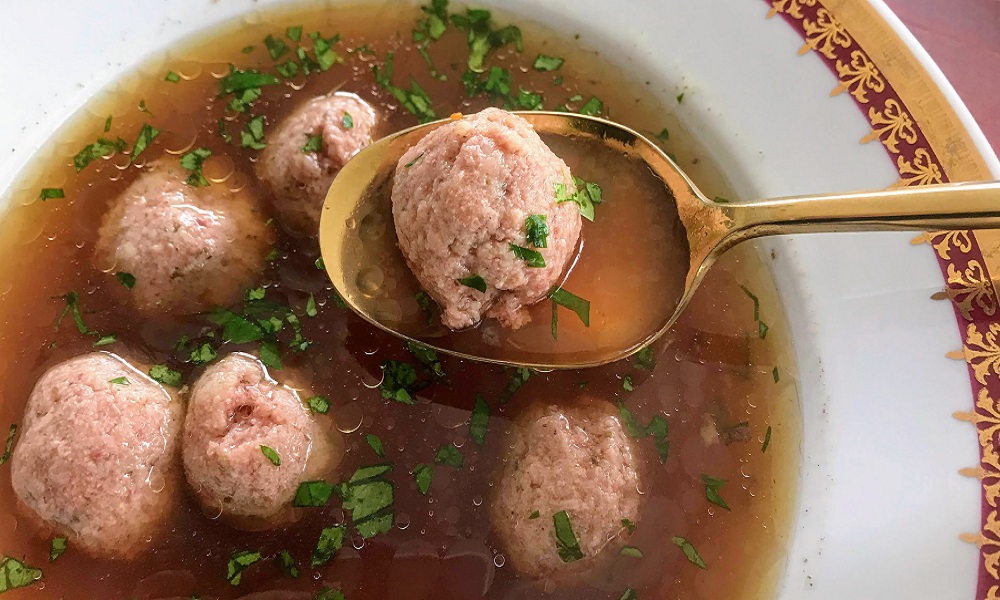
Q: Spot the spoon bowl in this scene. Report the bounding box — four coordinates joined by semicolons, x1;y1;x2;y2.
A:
319;111;1000;370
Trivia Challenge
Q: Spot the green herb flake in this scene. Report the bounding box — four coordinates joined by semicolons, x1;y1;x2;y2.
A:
553;510;584;563
772;366;780;383
220;67;280;95
676;92;685;104
758;320;770;339
310;525;345;568
406;341;445;379
341;464;395;538
372;53;438;123
528;510;540;519
517;87;544;110
621;518;636;533
413;463;433;495
149;365;182;387
39;188;64;201
129;123;160;164
315;587;346;600
551;299;558;340
293;480;335;507
434;443;463;468
56;291;93;336
0;424;16;465
315;257;326;270
525;214;548;248
532;54;564;71
342;112;354;129
470;395;490;446
620;546;643;559
189;342;217;365
138;99;153;116
701;474;730;511
301;133;323;153
622;374;634;392
260;445;281;466
404;152;425;168
264;34;289;60
178;147;212;187
620;590;638;600
49;538;67;562
634;346;656;371
104;115;113;132
619;404;670;463
276;60;300;79
72;137;127;172
259;340;283;371
208;308;264;344
379;360;418;405
553;181;595;221
577;96;603;116
108;376;130;386
671;536;707;569
509;244;546;268
365;433;386;457
458;275;487;293
286;26;303;42
226;550;263;586
549;287;590;327
115;271;136;289
713;195;730;203
762;426;772;453
305;294;318;318
740;285;760;321
165;70;181;83
240;114;267;149
307;395;330;414
93;335;116;347
0;556;42;592
275;549;298;578
656;128;670;141
500;367;532;403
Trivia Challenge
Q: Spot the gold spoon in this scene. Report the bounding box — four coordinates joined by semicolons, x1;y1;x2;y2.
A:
319;111;1000;370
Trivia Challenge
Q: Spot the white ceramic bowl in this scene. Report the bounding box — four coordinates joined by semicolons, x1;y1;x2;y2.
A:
2;1;999;598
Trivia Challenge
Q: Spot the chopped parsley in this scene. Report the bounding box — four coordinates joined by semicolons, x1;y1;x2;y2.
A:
379;360;418;404
148;365;182;387
115;271;136;289
671;536;707;569
676;92;685;104
525;214;548;248
701;474;730;510
758;321;770;339
740;285;760;321
414;290;434;323
260;445;281;466
620;546;643;559
621;518;636;533
618;403;670;463
179;147;213;187
220;67;280;95
499;367;532;403
104;115;112;132
509;244;545;268
772;366;780;383
259;339;283;370
532;54;564;71
189;342;217;365
129;123;159;164
73;137;127;172
315;587;346;600
286;26;303;42
108;376;130;386
553;511;584;562
434;443;463;468
93;334;116;347
0;557;42;592
304;294;318;318
622;375;634;392
301;133;323;153
0;424;16;465
549;287;590;327
208;308;264;344
49;538;67;562
307;395;331;414
138;99;153;116
56;291;96;336
165;70;181;83
226;550;263;586
577;96;603;116
458;275;487;293
264;34;289;60
469;395;489;446
39;188;64;201
241;115;267;149
373;53;437;123
762;426;772;453
275;549;298;578
365;434;386;457
656;128;670;141
341;463;395;538
310;525;345;568
342;112;354;129
276;60;299;78
528;510;540;519
517;87;543;110
413;463;433;495
620;590;638;600
404;152;425;168
315;257;326;270
413;0;448;43
634;346;656;370
554;181;594;221
450;8;523;72
293;480;335;507
406;341;445;379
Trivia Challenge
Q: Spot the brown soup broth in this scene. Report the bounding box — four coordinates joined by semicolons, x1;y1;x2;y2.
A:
0;3;800;599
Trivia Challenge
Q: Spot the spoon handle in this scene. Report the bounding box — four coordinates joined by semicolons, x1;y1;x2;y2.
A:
718;181;1000;248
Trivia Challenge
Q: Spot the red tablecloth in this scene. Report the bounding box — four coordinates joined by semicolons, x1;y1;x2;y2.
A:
886;0;1000;158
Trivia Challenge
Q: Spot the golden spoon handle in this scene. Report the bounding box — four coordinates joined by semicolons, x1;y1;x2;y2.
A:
718;181;1000;250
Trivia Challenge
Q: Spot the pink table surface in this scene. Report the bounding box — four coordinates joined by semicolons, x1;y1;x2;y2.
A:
885;0;1000;158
